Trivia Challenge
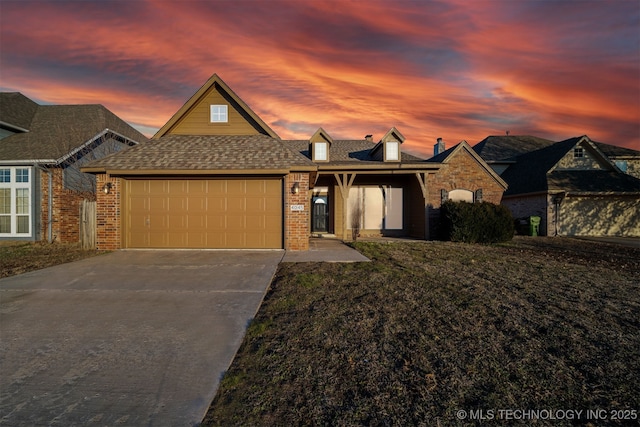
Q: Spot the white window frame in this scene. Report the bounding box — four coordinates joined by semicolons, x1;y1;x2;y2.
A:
314;142;327;161
0;167;32;237
210;105;228;123
385;141;399;161
573;147;584;158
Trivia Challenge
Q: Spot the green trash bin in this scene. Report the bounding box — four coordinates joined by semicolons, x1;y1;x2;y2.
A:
529;216;541;236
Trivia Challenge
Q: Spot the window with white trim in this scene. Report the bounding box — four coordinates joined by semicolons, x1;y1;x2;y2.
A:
0;167;31;236
210;105;228;123
385;141;399;161
573;147;584;158
314;142;327;161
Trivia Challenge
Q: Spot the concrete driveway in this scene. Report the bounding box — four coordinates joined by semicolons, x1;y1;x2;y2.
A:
0;249;283;426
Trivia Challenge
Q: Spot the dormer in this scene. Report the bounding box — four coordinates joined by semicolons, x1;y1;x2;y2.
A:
309;128;333;162
370;127;405;162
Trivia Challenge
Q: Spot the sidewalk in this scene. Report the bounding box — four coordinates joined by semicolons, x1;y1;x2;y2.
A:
282;238;370;262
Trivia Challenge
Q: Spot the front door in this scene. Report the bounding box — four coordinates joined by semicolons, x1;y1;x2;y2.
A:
312;197;329;232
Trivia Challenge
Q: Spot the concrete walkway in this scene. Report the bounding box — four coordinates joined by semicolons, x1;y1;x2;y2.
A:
282;238;370;262
0;250;283;426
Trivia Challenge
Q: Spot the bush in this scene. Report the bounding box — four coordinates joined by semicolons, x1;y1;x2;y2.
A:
440;200;514;243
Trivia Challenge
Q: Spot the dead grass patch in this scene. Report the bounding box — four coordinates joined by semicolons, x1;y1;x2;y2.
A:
203;237;639;426
0;241;106;279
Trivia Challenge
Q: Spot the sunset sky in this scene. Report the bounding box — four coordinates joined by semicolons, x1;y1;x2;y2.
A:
1;0;638;157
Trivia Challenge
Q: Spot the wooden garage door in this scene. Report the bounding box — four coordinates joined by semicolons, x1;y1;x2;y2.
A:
124;178;282;248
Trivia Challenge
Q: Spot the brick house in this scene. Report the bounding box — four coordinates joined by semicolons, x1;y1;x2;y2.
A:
474;135;640;236
84;74;507;250
0;92;147;242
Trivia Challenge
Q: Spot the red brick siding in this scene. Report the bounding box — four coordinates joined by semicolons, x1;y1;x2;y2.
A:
284;173;310;251
39;168;90;243
95;174;121;250
427;148;505;238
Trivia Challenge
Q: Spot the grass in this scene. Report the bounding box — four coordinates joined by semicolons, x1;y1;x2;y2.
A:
0;241;105;279
202;237;640;426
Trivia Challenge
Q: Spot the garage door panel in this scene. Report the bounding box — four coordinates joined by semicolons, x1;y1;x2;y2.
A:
125;178;282;248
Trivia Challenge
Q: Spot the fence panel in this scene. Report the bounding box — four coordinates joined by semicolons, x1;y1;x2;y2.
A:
80;199;96;249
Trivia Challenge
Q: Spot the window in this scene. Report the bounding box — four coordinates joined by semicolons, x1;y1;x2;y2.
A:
615;160;628;172
314;142;327;161
573;147;584;158
210;105;228;123
16;168;29;183
449;189;474;202
0;167;31;236
385;141;399;161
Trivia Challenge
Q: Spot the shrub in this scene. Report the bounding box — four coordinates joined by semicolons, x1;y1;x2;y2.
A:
440;200;514;243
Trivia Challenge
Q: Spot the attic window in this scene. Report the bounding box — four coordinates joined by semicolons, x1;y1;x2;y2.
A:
385;141;399;161
314;142;328;161
573;147;584;158
210;105;228;123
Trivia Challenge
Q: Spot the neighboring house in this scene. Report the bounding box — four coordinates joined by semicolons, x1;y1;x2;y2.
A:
474;135;640;237
83;74;507;251
0;92;147;242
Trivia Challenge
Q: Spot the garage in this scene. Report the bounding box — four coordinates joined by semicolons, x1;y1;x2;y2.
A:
123;178;283;248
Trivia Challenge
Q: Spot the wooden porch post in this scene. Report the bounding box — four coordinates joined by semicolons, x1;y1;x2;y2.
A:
334;172;356;240
415;172;430;240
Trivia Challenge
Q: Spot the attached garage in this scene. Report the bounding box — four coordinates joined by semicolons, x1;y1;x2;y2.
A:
123;178;283;249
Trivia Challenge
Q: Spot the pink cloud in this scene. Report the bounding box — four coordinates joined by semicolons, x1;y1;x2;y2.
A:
1;0;637;154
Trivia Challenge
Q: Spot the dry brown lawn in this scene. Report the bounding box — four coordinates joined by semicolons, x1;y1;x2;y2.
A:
0;241;105;279
203;237;639;426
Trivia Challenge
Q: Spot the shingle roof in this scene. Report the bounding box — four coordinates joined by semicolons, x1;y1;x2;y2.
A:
282;139;425;165
86;134;315;171
593;141;640;158
502;138;640;195
0;95;147;163
0;92;38;131
548;170;640;194
473;135;555;162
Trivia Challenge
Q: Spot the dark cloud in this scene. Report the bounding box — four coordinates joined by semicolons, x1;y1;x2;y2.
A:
0;0;637;153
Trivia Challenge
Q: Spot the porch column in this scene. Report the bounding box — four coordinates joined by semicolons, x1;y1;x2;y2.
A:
415;172;429;240
334;172;357;240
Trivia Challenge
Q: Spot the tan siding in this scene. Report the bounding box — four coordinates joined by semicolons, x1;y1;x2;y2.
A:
168;86;261;136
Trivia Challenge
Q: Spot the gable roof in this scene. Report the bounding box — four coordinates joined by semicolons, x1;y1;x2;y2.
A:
501;136;639;195
154;74;279;139
0;92;38;132
0;97;147;164
428;140;507;189
83;134;315;174
473;135;555;162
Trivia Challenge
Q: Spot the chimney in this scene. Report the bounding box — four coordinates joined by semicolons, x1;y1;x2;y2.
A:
365;134;373;142
434;137;445;157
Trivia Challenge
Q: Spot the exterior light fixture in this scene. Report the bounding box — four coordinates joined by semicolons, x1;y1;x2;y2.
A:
102;182;112;194
292;182;300;194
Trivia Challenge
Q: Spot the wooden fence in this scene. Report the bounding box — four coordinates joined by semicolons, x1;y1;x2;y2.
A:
80;199;96;249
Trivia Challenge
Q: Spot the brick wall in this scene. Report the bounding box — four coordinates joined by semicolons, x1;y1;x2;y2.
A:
95;174;121;250
427;147;506;238
284;172;310;250
39;168;90;243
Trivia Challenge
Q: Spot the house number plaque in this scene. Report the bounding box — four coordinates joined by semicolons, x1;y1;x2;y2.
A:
290;204;305;211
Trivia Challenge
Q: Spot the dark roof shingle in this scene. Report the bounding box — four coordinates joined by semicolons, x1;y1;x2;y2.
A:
282;139;425;164
87;135;315;171
0;96;147;162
